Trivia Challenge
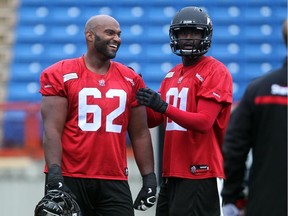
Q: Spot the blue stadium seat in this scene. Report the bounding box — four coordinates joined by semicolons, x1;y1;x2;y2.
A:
48;6;82;23
244;5;276;21
144;43;174;59
112;6;146;23
18;6;50;23
45;43;84;61
146;6;177;23
116;43;143;60
6;82;41;102
233;81;249;102
145;24;170;42
120;24;145;42
209;43;241;60
243;43;282;60
5;0;286;150
9;0;287;104
141;63;169;82
145;82;161;92
2;111;26;147
15;24;47;43
242;61;284;79
213;24;243;42
9;62;42;82
2;109;42;147
81;6;113;21
50;24;83;41
244;24;282;42
209;6;242;23
12;43;46;62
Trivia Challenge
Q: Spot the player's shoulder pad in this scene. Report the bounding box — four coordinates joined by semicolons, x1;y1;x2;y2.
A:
126;66;142;78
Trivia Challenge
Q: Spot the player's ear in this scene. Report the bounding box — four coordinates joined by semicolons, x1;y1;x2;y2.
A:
85;31;94;42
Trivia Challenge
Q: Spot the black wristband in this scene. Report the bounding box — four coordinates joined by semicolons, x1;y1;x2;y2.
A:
158;102;168;114
48;164;62;175
142;173;157;187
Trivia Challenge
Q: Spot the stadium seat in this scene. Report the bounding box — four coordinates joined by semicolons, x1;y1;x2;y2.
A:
15;24;47;43
12;43;46;62
9;62;42;82
112;6;146;23
48;6;82;23
244;24;282;42
6;82;41;102
213;24;243;42
146;6;177;23
2;111;26;147
49;24;85;43
145;24;170;42
233;81;249;102
11;1;286;103
44;42;84;61
4;0;286;150
209;6;242;23
145;81;161;92
141;63;169;82
18;6;50;24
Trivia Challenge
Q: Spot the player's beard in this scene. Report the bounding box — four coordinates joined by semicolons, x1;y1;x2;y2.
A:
93;33;119;59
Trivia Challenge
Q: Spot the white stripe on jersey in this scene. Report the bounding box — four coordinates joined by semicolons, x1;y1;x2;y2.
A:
63;73;78;82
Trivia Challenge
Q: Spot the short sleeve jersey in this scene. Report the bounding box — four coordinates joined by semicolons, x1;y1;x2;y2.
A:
39;56;145;180
159;56;233;179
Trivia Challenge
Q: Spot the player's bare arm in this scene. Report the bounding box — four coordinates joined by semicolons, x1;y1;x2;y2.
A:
128;105;154;175
129;105;157;211
41;95;68;167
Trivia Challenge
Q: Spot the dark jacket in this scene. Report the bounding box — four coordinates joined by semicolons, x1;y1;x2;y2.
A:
221;59;288;216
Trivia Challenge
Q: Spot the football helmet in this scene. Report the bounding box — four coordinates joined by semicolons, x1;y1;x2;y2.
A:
34;189;82;216
169;6;213;57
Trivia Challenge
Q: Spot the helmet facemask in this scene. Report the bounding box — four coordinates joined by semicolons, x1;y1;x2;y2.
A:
34;190;82;216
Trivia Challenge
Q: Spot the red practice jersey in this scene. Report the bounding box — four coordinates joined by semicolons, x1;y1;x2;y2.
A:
159;56;233;179
39;56;144;180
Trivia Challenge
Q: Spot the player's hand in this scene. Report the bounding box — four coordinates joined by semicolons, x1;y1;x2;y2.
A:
136;88;168;114
223;203;240;216
134;173;157;211
46;164;72;195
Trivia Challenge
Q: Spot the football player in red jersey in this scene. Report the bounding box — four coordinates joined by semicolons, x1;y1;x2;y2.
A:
39;15;157;216
136;7;233;216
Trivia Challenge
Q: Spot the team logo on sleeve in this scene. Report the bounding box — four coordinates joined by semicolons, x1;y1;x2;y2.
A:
195;73;204;82
213;92;221;98
124;76;135;86
178;76;184;83
165;71;174;79
44;84;52;88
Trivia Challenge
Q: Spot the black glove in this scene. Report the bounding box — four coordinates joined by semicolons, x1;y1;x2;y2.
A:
134;173;157;211
136;88;168;114
46;164;72;194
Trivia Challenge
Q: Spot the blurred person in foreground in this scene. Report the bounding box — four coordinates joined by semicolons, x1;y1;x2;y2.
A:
221;18;288;216
136;6;233;216
37;15;157;216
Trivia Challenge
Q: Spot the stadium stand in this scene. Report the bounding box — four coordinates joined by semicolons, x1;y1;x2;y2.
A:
0;0;17;101
0;0;287;151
